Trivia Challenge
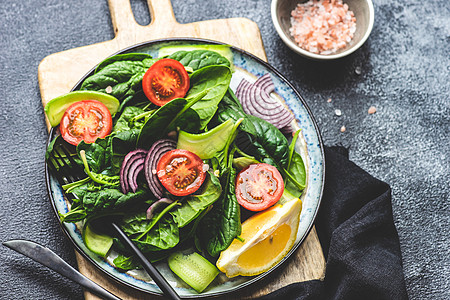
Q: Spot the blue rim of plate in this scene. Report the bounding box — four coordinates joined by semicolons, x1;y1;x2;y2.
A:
45;37;325;298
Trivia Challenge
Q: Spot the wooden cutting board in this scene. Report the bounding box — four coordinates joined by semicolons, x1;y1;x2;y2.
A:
38;0;325;298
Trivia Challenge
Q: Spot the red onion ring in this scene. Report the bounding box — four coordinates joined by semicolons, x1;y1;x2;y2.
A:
120;149;147;194
236;74;294;130
144;139;177;199
146;198;174;219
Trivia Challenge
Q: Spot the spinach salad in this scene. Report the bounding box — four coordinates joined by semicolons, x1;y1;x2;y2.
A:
46;46;307;289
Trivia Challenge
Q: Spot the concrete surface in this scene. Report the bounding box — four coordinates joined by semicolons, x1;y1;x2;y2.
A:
0;0;448;299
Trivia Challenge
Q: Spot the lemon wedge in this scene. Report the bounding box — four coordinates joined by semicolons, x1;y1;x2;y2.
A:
216;198;302;277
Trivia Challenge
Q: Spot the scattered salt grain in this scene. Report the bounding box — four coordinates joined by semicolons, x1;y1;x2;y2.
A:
105;86;113;93
368;106;377;114
340;125;346;132
289;0;357;55
335;109;342;116
355;66;362;75
327;98;332;103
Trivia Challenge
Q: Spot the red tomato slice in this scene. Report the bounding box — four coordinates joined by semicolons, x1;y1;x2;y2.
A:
235;163;284;211
156;149;206;196
60;100;112;146
142;58;190;106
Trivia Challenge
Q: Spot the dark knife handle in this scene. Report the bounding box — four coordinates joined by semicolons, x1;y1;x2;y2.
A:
3;240;122;300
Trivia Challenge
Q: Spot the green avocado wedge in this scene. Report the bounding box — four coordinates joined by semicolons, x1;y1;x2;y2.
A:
44;91;120;127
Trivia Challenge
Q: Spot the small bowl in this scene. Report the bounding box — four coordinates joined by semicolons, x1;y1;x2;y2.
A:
271;0;374;60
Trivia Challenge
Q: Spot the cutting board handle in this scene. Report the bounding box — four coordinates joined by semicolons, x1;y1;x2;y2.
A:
108;0;177;40
148;0;177;26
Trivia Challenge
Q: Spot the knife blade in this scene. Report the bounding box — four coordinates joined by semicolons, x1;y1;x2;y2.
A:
3;239;122;300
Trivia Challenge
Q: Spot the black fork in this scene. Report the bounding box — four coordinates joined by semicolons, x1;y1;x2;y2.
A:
47;141;181;300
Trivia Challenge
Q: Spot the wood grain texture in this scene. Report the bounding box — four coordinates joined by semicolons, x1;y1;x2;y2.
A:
38;0;325;298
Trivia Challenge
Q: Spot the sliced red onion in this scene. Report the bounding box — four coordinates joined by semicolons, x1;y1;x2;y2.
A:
120;149;147;194
144;139;177;199
254;73;275;94
236;74;295;131
127;157;145;193
147;198;173;219
280;123;295;135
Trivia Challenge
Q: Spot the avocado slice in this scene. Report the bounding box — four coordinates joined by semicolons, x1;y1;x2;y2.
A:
44;90;120;127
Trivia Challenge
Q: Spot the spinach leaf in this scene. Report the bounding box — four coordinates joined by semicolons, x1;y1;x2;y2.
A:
113;254;140;271
112;249;170;270
213;89;289;169
245;114;290;169
77;137;112;174
119;201;181;253
59;206;87;223
170;172;222;228
168;50;231;71
82;188;148;214
79;150;120;187
186;65;232;129
212;88;256;135
132;216;180;252
285;151;306;196
137;98;187;148
80;54;156;105
197;167;241;257
136;98;201;149
285;130;306;196
112;106;146;133
95;53;154;73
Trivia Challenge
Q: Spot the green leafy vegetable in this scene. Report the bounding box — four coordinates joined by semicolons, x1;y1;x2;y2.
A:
80;53;156;107
186;65;232;129
170;172;222;228
244;114;290;169
168;49;231;71
79;150;120;186
132;215;180;252
284;130;306;196
197;166;241;257
113;254;140;271
137;98;197;149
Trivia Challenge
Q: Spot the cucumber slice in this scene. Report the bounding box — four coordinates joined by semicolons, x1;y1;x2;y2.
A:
177;119;234;159
168;251;219;293
82;222;113;257
44;91;120;127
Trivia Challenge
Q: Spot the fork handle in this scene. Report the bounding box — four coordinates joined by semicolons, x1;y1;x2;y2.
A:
111;222;181;300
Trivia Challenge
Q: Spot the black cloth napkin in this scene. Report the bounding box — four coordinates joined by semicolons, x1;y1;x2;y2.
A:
260;146;408;300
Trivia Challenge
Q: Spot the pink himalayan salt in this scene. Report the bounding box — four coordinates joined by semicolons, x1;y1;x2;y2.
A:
289;0;356;55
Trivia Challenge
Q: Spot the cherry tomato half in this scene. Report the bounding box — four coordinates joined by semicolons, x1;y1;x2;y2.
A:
143;58;190;106
235;163;284;211
156;149;206;196
60;100;112;146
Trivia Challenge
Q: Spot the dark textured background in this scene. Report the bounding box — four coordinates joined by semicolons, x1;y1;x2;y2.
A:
0;0;448;299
